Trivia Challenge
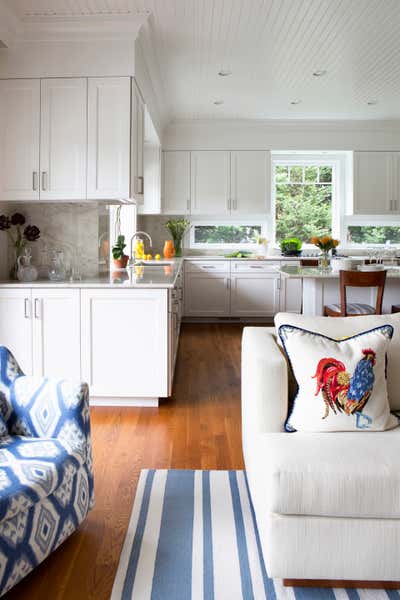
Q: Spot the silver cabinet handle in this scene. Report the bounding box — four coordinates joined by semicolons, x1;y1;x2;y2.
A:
227;198;231;211
41;172;48;191
34;298;41;319
202;265;216;269
24;298;31;319
232;198;237;210
137;176;144;194
226;278;231;289
250;265;263;269
32;172;38;191
186;199;190;211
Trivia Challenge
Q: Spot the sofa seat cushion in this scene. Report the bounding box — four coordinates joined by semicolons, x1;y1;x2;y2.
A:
0;436;84;522
246;428;400;519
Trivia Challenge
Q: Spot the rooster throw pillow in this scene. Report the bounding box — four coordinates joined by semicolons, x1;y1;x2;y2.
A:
278;324;398;432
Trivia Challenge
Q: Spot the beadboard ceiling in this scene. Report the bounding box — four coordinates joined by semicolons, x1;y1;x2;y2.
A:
3;0;400;121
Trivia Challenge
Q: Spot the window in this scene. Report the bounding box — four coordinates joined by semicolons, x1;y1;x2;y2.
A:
347;225;400;244
274;163;333;243
190;224;263;248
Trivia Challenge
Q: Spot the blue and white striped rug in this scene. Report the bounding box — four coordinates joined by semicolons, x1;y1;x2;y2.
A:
111;469;399;600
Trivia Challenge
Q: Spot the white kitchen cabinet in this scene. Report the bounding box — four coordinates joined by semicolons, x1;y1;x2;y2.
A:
0;79;40;202
81;289;169;401
0;289;33;375
280;275;302;313
353;151;400;214
230;151;271;214
184;273;230;316
230;271;280;317
40;78;87;201
191;151;230;214
87;77;131;200
131;79;145;203
32;289;81;380
162;151;191;214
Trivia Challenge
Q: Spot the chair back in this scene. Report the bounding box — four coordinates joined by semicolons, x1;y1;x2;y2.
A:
300;259;319;267
339;269;386;316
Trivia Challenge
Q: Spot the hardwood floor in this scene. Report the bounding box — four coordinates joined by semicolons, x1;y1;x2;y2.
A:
7;323;245;600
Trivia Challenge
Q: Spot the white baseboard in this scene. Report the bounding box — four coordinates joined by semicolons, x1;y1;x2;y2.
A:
89;396;159;407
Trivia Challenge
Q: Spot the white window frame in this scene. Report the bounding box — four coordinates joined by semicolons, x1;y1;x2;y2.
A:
188;219;267;250
271;152;349;247
343;215;400;247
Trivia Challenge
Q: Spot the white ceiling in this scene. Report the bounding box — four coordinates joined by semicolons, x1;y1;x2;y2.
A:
3;0;400;121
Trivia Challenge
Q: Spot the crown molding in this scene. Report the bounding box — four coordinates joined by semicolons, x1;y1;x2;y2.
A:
168;118;400;132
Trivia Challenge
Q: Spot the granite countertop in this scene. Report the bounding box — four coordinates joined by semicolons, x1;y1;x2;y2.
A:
0;259;184;289
279;265;400;278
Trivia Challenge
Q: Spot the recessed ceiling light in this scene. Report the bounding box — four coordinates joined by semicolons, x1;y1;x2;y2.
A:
214;100;224;105
218;69;232;77
367;100;378;105
290;100;301;105
313;70;327;77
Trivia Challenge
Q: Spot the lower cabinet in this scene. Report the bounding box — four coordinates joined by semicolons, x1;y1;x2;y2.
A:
80;288;169;400
230;273;280;317
0;288;80;379
184;273;230;316
280;276;303;314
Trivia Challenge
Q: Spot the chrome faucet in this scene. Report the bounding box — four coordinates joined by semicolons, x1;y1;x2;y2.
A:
130;231;153;265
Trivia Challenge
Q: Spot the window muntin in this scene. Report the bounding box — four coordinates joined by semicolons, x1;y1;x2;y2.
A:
274;164;333;243
191;224;262;248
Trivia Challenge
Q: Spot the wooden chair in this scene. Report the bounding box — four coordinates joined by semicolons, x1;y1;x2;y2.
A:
324;269;386;317
300;259;319;267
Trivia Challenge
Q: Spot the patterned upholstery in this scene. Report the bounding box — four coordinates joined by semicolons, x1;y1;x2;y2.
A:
0;346;94;596
325;303;376;315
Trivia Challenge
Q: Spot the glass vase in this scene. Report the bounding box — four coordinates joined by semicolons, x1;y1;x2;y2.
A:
173;237;183;257
318;250;330;271
9;245;25;280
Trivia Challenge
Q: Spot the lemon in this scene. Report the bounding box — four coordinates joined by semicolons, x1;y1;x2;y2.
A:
155;254;161;260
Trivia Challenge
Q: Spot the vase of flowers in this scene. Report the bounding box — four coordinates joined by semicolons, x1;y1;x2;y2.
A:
165;218;191;257
311;235;339;270
0;213;41;279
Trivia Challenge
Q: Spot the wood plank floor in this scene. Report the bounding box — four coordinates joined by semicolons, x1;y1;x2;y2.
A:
7;323;246;600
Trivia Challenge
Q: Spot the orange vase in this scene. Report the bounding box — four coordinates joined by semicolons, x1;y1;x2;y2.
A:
163;240;175;259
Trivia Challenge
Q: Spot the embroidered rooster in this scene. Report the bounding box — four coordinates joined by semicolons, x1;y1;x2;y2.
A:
312;349;376;419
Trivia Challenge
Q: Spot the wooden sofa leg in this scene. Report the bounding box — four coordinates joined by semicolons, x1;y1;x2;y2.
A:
283;579;400;589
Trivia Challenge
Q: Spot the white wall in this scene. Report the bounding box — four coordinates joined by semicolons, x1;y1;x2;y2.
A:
0;40;135;78
164;119;400;151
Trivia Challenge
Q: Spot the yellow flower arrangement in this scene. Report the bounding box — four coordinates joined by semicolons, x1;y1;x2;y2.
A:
311;235;339;251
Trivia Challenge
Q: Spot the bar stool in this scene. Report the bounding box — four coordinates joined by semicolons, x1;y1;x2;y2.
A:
324;270;386;317
392;305;400;313
300;259;319;267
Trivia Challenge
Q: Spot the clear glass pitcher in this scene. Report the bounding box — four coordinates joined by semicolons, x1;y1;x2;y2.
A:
17;249;38;282
48;250;66;282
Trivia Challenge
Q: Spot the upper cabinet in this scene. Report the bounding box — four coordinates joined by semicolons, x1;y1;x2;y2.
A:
87;77;131;200
0;79;41;201
131;80;145;203
162;151;191;214
230;151;271;214
163;150;271;215
353;151;400;214
40;78;87;201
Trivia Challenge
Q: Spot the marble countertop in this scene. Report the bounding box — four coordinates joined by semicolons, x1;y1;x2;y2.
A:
279;265;400;278
0;259;184;289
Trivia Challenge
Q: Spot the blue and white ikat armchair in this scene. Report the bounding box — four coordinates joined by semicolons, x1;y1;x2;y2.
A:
0;346;94;596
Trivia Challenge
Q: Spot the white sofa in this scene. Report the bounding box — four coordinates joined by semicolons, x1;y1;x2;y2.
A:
242;315;400;582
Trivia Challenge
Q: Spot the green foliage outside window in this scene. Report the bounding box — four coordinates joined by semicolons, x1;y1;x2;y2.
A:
275;165;333;243
194;225;262;245
347;226;400;244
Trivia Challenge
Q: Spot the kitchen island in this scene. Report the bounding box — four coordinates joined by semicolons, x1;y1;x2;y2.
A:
0;260;184;406
280;264;400;315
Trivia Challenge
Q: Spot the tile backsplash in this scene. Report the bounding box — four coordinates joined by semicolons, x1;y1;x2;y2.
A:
0;203;110;280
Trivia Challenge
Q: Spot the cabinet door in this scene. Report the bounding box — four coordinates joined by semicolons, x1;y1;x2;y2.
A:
81;289;169;398
191;151;230;214
32;289;81;380
184;273;230;316
230;274;280;317
0;79;40;201
231;151;271;214
87;77;131;200
280;276;302;313
0;289;33;375
131;79;145;203
40;78;87;200
353;152;392;214
163;151;190;214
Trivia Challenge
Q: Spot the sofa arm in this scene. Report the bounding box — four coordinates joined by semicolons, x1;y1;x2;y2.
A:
241;327;288;437
9;376;92;462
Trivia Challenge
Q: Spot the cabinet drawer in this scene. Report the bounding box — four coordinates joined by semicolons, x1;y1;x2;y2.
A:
185;260;229;274
231;261;280;273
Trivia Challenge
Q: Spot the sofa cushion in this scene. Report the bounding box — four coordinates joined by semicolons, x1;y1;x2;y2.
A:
275;312;400;410
0;436;84;522
246;428;400;519
278;324;397;432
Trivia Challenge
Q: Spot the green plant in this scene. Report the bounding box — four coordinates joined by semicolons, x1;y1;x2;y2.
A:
280;237;302;254
165;218;191;257
112;235;127;260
